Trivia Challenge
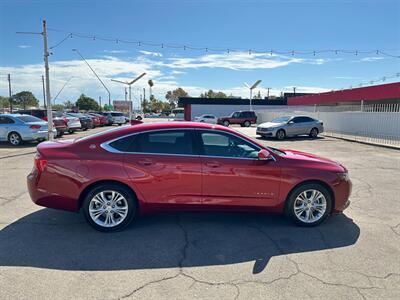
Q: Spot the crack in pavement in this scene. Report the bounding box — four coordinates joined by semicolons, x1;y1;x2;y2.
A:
0;191;28;207
117;214;241;300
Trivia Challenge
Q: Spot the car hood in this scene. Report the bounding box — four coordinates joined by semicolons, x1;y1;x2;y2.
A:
258;122;284;128
281;149;347;172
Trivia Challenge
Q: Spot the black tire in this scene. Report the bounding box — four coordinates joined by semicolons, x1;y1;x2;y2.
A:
223;120;230;127
309;127;319;138
285;183;332;227
82;183;137;232
57;131;64;138
244;120;251;127
8;132;22;146
68;129;75;134
136;116;142;121
83;127;88;131
276;129;286;140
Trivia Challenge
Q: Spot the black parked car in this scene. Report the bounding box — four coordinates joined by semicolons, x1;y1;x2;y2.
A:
66;113;93;130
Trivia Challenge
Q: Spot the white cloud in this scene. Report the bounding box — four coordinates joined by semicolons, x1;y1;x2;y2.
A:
103;50;128;54
163;52;327;70
18;45;31;49
139;50;163;57
359;56;385;62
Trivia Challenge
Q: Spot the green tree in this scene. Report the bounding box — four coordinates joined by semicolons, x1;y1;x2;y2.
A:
52;104;65;111
63;100;74;109
165;87;188;108
202;90;228;98
12;91;39;109
75;94;99;111
0;96;11;110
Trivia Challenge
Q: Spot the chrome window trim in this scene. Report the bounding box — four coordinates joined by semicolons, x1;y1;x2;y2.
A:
100;127;275;162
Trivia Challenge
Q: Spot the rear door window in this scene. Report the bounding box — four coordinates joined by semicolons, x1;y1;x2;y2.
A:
128;130;195;155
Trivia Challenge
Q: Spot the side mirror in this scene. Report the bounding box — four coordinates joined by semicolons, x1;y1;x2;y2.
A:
258;149;273;161
287;120;294;125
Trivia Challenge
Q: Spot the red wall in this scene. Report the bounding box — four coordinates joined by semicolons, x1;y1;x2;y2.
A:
288;82;400;105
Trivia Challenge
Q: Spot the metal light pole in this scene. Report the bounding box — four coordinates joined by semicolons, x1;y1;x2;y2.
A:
244;80;262;111
7;74;12;113
111;73;146;121
72;48;111;106
52;77;73;104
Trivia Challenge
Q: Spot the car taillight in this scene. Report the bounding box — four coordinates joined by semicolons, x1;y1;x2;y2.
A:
34;153;47;172
30;125;41;129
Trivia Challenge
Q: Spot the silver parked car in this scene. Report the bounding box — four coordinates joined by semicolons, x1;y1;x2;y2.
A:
257;115;324;140
0;114;56;146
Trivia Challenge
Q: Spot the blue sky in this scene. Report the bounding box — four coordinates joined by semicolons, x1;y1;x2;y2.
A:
0;0;399;107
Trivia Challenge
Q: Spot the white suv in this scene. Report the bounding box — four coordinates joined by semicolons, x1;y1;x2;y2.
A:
110;112;126;126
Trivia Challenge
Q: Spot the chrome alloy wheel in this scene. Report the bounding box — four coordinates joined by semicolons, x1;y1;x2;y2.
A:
293;189;327;223
89;190;128;228
9;133;21;145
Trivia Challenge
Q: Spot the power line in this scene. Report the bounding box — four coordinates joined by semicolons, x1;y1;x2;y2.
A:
47;28;400;58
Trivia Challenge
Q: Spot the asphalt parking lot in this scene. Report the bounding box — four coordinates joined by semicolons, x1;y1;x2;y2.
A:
0;122;399;300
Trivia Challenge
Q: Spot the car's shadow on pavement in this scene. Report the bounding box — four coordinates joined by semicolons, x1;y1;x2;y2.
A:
0;209;359;274
0;141;39;148
256;136;325;142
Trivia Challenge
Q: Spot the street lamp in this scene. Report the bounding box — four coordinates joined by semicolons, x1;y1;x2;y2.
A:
111;73;146;121
244;80;262;111
72;49;111;106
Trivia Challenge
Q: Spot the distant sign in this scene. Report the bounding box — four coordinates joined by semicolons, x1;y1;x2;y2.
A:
113;100;132;112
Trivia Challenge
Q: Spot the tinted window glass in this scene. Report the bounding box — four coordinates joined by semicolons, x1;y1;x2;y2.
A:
17;115;43;123
200;131;259;159
30;110;46;118
109;135;136;152
291;117;302;123
0;116;14;124
111;112;123;116
302;117;315;122
232;112;240;118
129;130;194;155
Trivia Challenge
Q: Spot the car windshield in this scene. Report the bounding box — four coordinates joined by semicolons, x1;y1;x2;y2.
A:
271;116;291;123
17;115;43;123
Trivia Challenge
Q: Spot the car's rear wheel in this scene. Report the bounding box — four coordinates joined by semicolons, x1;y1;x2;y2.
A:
244;120;251;127
82;183;137;232
309;127;319;138
8;132;22;146
68;129;75;134
223;120;230;127
276;129;286;140
285;183;332;227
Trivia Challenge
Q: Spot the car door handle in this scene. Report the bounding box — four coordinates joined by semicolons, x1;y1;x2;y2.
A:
205;162;221;168
138;159;153;166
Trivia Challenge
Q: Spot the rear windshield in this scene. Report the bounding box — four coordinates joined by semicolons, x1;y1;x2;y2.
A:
17;115;43;123
75;126;127;142
111;112;123;116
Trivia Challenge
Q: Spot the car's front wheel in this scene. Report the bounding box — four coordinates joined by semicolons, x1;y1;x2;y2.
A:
223;120;230;127
285;183;332;226
244;120;251;127
276;129;286;140
82;183;137;232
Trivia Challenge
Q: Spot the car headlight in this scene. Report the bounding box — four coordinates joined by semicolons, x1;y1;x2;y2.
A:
337;172;350;181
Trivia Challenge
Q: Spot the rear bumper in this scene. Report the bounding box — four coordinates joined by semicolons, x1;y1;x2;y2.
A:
27;169;79;212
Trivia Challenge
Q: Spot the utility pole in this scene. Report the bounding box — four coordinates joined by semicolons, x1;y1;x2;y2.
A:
42;75;46;109
267;88;271;98
124;87;127;101
99;96;102;108
293;87;296;95
16;20;54;139
7;74;12;113
43;20;54;140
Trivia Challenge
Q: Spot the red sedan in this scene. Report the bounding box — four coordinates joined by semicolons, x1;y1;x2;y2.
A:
27;122;351;231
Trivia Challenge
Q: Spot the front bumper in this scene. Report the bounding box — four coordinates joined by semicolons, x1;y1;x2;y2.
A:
256;128;278;137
